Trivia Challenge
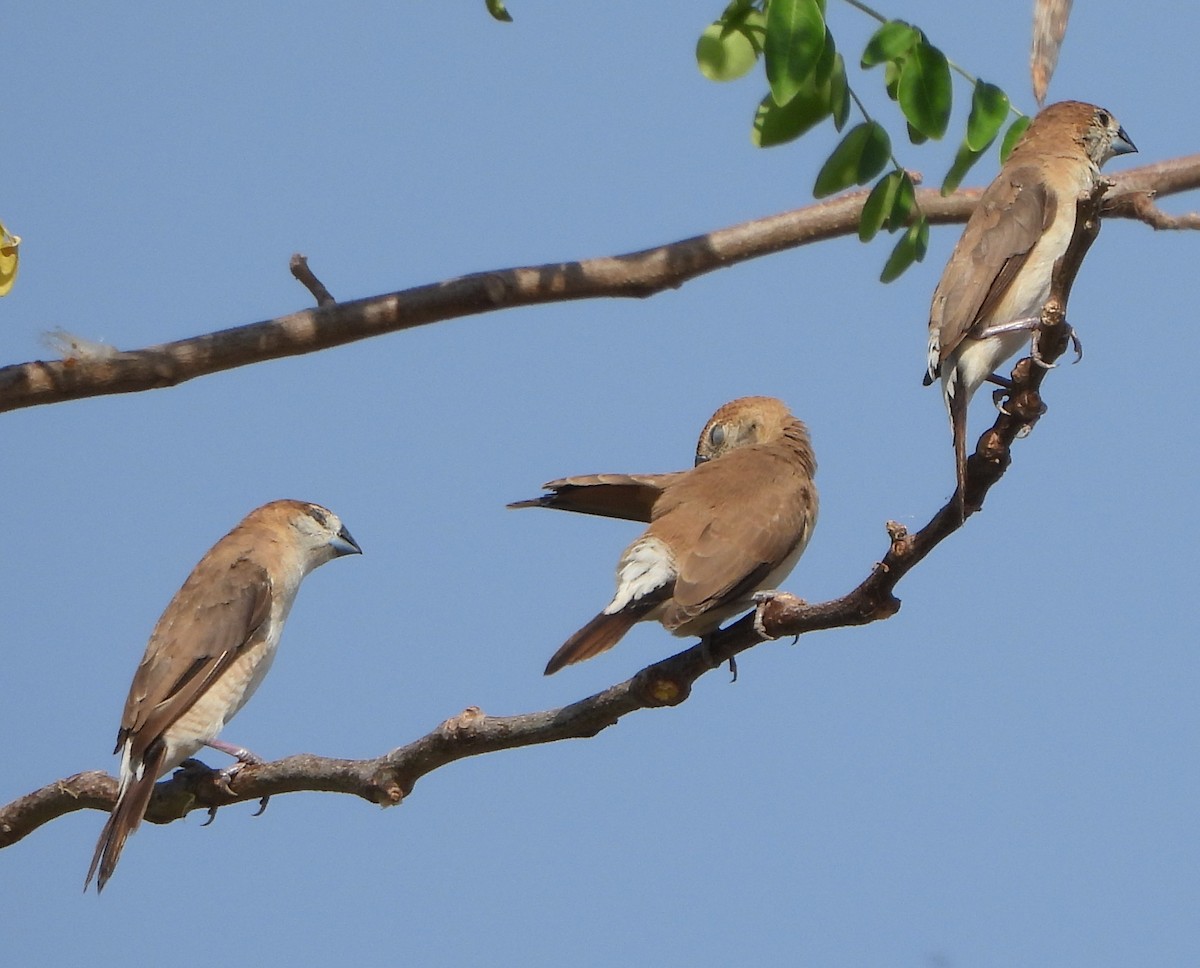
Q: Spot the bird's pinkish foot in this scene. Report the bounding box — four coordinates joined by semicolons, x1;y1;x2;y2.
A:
977;314;1040;340
1031;324;1082;369
203;740;271;816
205;738;266;765
751;590;805;642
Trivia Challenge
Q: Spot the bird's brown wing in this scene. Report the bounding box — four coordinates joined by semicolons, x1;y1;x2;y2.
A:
507;472;685;523
932;164;1056;363
117;557;272;762
651;449;814;629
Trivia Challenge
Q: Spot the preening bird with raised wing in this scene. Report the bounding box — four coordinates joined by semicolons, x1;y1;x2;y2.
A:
86;499;361;893
925;100;1136;514
510;397;818;675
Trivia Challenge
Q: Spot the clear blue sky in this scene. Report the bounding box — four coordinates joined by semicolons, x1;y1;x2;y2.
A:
3;3;1197;965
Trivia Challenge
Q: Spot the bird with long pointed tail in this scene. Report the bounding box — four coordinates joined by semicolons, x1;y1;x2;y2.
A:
510;397;818;675
86;500;361;892
924;100;1136;516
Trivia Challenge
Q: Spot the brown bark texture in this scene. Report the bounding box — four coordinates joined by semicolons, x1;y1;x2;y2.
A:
1;156;1197;416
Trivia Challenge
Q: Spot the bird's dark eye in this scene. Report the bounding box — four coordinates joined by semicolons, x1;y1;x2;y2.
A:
1097;110;1110;127
306;506;329;527
709;425;725;448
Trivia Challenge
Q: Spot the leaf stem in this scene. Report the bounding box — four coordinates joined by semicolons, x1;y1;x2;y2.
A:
847;85;905;172
836;0;1026;118
838;0;887;24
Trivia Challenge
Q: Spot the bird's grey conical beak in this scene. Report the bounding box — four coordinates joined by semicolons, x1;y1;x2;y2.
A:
333;526;362;556
694;454;710;467
1113;126;1137;156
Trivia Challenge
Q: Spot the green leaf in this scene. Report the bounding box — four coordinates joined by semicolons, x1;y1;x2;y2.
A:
765;0;825;106
751;27;839;147
829;53;849;131
861;20;918;68
812;28;837;87
941;137;990;195
697;11;766;82
485;0;512;22
813;121;891;197
906;121;928;145
883;60;902;101
859;169;903;242
887;172;916;231
999;115;1032;163
966;81;1010;151
880;215;929;283
898;40;952;139
752;84;831;147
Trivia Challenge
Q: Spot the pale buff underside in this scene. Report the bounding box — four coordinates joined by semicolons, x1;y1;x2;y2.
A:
123;571;299;783
941;188;1080;406
153;622;284;773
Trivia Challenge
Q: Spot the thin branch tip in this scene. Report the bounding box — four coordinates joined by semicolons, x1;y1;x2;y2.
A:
290;253;337;307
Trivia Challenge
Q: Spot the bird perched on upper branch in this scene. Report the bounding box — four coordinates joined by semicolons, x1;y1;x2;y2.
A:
924;100;1135;515
510;396;818;675
86;500;361;893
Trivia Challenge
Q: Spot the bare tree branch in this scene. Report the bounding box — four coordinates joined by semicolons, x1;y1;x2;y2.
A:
1105;191;1200;230
289;253;337;307
0;179;1111;851
1;156;1197;416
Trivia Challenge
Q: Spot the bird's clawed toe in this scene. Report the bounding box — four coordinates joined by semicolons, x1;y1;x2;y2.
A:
751;590;805;640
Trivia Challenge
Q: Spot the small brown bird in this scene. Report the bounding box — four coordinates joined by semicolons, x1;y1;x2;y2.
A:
510;397;818;675
86;500;361;893
924;100;1135;514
